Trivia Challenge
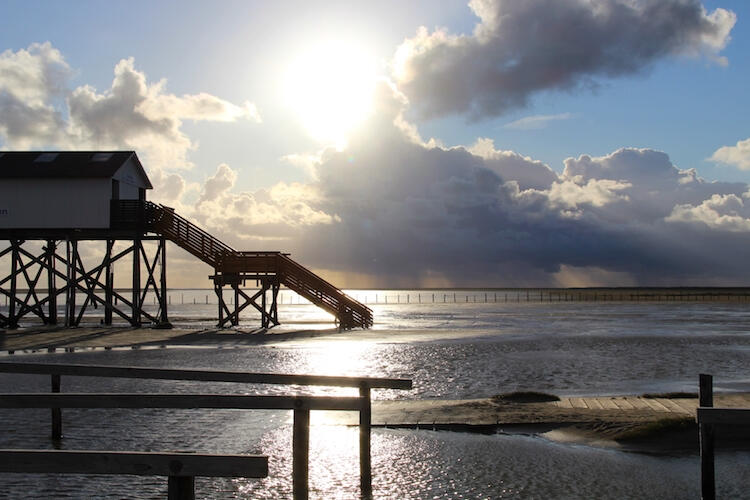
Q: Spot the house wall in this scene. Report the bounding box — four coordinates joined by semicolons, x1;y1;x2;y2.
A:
113;157;150;199
0;178;113;229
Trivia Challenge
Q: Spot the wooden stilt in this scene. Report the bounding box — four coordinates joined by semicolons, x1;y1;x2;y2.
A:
132;239;140;326
293;408;310;500
46;240;57;325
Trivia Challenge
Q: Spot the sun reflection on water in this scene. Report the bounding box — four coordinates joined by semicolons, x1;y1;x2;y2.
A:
296;340;376;378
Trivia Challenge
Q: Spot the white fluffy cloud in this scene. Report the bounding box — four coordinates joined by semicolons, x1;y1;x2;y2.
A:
189;163;338;245
393;0;735;119
0;42;70;148
667;193;750;231
0;43;260;173
711;137;750;170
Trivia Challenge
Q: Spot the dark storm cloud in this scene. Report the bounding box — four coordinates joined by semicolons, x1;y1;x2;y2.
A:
394;0;735;119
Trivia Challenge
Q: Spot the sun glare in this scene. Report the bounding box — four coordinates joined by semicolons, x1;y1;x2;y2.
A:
283;41;377;149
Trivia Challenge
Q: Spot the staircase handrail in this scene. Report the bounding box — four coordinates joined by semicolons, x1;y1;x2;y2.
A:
114;201;372;328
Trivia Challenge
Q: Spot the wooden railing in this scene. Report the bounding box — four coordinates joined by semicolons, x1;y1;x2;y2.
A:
110;201;373;328
277;254;373;329
0;449;267;500
0;361;412;498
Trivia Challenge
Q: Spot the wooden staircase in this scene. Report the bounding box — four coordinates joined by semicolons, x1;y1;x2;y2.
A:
113;201;372;329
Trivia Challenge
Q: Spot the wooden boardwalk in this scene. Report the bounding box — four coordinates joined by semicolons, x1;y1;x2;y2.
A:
327;393;750;429
551;395;748;415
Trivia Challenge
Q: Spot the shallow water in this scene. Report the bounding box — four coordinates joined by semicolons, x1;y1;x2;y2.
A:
1;296;750;498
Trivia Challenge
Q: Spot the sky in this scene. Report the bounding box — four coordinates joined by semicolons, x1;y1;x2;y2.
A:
1;0;750;288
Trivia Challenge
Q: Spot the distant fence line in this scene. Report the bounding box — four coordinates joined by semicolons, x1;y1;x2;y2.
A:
3;289;750;308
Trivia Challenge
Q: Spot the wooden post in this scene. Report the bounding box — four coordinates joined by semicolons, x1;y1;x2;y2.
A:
167;476;195;500
132;239;141;327
47;240;57;325
9;241;18;329
360;384;372;496
293;408;310;500
66;239;77;327
216;281;224;327
105;241;113;326
699;373;715;500
51;374;62;440
233;284;239;325
159;237;169;326
261;281;268;328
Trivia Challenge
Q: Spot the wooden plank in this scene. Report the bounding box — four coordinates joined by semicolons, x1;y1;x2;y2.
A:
641;398;671;412
670;398;698;414
612;397;635;410
697;408;750;425
598;398;620;410
0;362;411;390
583;398;604;410
0;393;363;411
625;397;651;410
717;394;750;408
0;449;268;478
570;398;588;409
657;398;688;414
556;398;574;409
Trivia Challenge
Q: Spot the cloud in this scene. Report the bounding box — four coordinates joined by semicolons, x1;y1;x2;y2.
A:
189;163;339;246
666;193;750;232
468;137;557;190
504;113;573;130
0;44;261;175
276;81;750;287
0;42;71;148
393;0;736;119
67;57;260;171
710;137;750;170
0;42;70;105
4;43;750;287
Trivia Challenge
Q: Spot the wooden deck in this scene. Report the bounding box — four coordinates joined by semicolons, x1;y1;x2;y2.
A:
320;393;750;429
551;395;750;415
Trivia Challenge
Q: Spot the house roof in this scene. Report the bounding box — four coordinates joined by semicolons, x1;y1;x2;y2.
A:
0;151;153;189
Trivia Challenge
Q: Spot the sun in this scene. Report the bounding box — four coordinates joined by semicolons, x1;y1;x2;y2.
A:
282;41;377;149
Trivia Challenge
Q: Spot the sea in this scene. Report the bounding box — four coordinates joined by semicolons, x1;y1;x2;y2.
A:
1;288;749;499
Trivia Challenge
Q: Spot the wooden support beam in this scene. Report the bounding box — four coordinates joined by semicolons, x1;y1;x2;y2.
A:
0;393;363;411
0;449;268;478
65;239;76;327
159;237;170;327
8;240;18;328
105;242;113;325
0;362;413;389
697;408;750;425
46;240;57;324
132;238;141;326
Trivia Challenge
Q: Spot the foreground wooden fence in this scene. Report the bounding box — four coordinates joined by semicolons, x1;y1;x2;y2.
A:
0;362;412;499
0;449;268;500
696;373;750;500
